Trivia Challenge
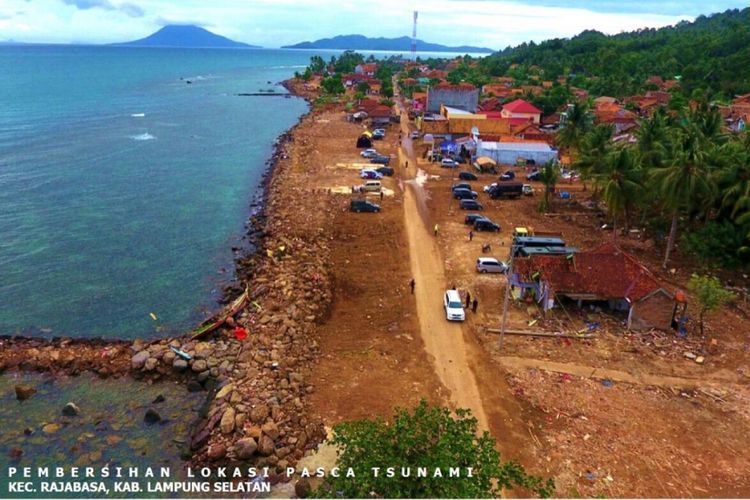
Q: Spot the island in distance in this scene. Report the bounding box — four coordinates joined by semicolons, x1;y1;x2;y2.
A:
111;25;261;49
282;34;495;53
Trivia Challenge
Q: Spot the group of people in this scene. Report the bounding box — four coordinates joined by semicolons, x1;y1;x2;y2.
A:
409;279;478;313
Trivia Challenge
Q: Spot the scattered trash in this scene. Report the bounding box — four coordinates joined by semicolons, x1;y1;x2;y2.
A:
695;356;705;364
584;471;597;481
170;345;192;361
559;373;572;382
234;326;248;341
583;433;591;441
601;379;614;388
683;351;697;359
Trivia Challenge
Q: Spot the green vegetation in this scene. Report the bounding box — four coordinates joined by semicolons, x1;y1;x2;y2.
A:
537;161;558;214
479;8;750;100
687;274;734;335
313;400;554;498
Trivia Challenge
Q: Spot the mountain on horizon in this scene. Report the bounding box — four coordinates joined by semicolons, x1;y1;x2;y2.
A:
282;34;494;53
112;25;260;49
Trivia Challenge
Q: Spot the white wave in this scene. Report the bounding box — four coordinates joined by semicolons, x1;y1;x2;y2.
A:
131;113;145;117
130;133;155;141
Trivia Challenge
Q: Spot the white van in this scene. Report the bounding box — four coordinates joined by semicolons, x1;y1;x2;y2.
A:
361;180;382;193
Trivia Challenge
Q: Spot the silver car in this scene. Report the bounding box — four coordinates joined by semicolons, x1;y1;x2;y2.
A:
476;257;508;274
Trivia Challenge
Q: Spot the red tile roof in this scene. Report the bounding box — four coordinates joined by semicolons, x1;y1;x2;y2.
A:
514;244;670;302
368;105;392;118
502;99;542;115
433;82;477;91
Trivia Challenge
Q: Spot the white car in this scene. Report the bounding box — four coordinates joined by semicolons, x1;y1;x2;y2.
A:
443;289;466;322
440;158;459;168
360;148;378;158
476;257;508;274
360;168;383;179
483;183;498;193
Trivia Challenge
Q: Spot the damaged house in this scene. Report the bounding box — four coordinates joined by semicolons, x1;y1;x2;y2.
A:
511;244;678;330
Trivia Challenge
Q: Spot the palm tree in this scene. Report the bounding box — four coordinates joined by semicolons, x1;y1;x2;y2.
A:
575;123;614;191
593;146;643;238
636;110;669;170
650;123;715;268
557;101;592;160
538;160;559;213
718;140;750;232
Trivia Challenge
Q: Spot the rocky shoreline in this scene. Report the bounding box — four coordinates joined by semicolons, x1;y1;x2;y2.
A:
2;78;334;477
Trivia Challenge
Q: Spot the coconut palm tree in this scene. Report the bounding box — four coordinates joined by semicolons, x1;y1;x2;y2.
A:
651;123;715;268
575;123;614;191
557;101;592;156
538;160;559;213
593;146;643;238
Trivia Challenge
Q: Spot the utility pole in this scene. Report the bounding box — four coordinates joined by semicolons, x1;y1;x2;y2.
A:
499;240;515;350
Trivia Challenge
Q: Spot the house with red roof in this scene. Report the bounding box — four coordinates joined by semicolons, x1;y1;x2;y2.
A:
511;244;677;331
355;63;378;77
501;99;542;124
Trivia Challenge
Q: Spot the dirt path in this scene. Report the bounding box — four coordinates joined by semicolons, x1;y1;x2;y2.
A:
500;355;746;389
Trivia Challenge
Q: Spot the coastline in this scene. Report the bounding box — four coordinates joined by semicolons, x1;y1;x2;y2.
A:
2;78;331;474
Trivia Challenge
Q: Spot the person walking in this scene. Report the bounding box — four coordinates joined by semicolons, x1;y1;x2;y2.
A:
434;223;439;236
471;298;478;313
468;230;474;241
409;278;415;294
405;160;409;169
380;191;384;201
465;291;471;309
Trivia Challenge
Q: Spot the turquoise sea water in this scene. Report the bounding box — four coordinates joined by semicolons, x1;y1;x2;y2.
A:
0;46;313;339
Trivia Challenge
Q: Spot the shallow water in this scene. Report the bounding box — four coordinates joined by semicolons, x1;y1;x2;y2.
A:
0;372;204;497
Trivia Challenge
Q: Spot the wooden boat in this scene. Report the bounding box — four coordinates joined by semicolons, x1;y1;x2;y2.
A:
190;286;249;340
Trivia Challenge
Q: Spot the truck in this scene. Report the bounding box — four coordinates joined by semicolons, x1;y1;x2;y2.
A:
512;227;564;239
488;182;523;199
512;236;567;257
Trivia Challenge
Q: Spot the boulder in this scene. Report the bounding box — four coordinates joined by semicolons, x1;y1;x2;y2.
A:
131;351;150;370
220;408;236;434
61;403;81;417
144;409;162;424
295;478;312;498
257;435;275;456
192;359;208;372
207;443;226;460
173;359;188;371
234;438;257;459
144;358;158;371
215;384;234;400
262;421;280;440
152;394;165;404
250;404;270;423
15;385;36;401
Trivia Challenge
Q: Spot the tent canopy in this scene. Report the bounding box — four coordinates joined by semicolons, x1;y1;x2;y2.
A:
475;156;497;166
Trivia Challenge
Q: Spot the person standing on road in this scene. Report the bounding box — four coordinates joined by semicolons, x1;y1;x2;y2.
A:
471;298;478;313
405;160;408;169
380;191;384;201
409;278;415;294
434;223;439;236
468;230;474;241
465;291;471;309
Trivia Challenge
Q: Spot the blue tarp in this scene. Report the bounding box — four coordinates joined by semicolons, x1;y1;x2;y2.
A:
439;141;458;153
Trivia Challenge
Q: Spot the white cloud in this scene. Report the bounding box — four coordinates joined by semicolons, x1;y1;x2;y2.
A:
0;0;739;47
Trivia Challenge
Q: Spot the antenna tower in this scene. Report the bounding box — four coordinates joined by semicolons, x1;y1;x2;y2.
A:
411;11;418;58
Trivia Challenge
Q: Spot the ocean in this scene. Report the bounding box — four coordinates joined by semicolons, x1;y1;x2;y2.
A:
0;46;313;339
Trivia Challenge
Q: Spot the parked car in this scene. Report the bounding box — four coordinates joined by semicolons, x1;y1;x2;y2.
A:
376;166;394;176
440;158;459;168
350;199;381;213
410;131;419;139
488;182;523;199
372;128;385;140
451;183;472;192
360;169;383;179
453;188;478;200
500;170;516;180
360;148;378;158
476;257;508;274
526;170;541;181
483;183;498;193
458;171;478;181
459;199;483;210
474;218;500;232
443;289;465;322
522;184;534;196
360;180;382;192
464;213;488;225
370;155;391;165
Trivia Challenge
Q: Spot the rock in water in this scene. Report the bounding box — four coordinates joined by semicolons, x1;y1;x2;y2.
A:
186;380;203;393
15;385;36;401
144;409;162;424
62;403;81;417
234;438;257;459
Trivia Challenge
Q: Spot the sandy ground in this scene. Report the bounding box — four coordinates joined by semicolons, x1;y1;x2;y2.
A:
285;82;750;497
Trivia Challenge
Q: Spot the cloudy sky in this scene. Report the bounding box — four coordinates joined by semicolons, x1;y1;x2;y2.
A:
0;0;745;49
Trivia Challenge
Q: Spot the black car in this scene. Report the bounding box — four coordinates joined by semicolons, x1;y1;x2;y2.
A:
464;213;488;225
451;182;472;192
370;155;391;165
500;170;516;180
453;188;478;200
376;166;394;176
459;199;483;210
458;171;478;181
526;170;540;181
474;219;500;232
350;200;381;213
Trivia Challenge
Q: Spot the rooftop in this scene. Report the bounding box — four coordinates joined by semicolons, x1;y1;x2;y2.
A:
503;99;542;114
